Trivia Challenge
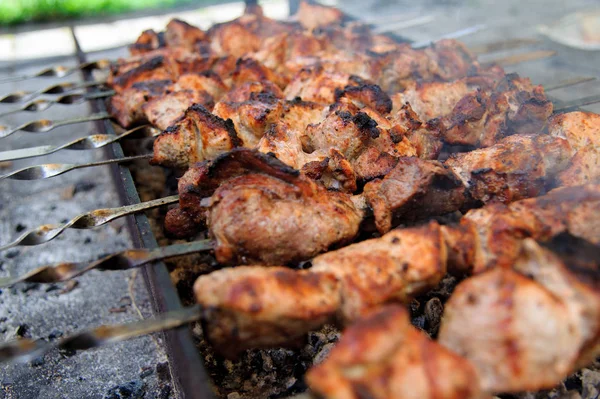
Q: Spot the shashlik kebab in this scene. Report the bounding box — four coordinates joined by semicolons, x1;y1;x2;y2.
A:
162;109;597;266
191;183;600;358
307;231;600;397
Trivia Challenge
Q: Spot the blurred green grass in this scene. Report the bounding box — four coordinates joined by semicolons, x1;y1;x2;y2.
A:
0;0;199;25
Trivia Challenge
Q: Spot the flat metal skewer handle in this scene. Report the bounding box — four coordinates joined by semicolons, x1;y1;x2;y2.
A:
0;80;107;104
0;153;152;181
0;59;112;84
0;195;179;252
0;239;213;288
0;304;203;364
0;125;153;162
0;90;115;118
0;112;111;139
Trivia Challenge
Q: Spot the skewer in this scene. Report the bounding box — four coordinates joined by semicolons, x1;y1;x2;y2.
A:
0;153;152;181
0;125;153;162
483;50;557;67
0;112;111;139
0;80;107;104
0;304;203;364
372;15;436;35
411;24;487;49
0;59;111;85
543;76;596;92
469;38;540;55
553;94;600;112
0;90;115;118
0;240;212;288
0;195;179;252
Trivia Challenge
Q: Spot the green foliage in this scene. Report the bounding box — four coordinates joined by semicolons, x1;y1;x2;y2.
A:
0;0;197;25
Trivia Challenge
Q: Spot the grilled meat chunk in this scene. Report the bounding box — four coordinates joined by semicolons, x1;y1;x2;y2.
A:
194;222;447;355
306;305;486;399
284;66;354;104
151;104;241;169
213;93;283;148
164;19;207;49
108;79;172;128
442;74;553;147
208;172;363;265
364;157;467;233
443;184;600;274
446;134;572;204
439;237;600;393
129;29;164;56
550;111;600;186
195;267;340;358
143;89;214;131
295;1;344;31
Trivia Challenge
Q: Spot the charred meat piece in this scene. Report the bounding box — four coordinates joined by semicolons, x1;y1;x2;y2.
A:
221;81;283;103
231;58;288;89
449;184;600;274
306;305;486;399
195;266;341;358
374;39;477;93
442;73;552;147
388;103;443;160
108;56;173;94
151;104;241;169
208;172;363;265
439;237;600;394
129;29;164;56
284;66;355;104
194;222;447;355
164;19;207;49
171;72;228;101
364;157;467;233
446;134;572;204
550;111;600;186
108;79;172;128
295;1;344;31
173;148;303;226
213;92;283;148
142;90;214;131
167;148;363;264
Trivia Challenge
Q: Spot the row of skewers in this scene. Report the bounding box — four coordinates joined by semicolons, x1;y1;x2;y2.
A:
1;2;600;398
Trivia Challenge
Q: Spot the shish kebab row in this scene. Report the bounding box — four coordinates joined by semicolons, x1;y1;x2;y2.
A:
2;183;599;399
2;3;600;399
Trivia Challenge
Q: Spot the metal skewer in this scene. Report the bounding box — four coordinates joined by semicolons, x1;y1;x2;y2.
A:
483;50;557;67
0;90;115;118
0;304;203;364
543;76;597;92
0;112;111;139
0;80;107;104
0;153;152;181
0;59;112;85
0;240;212;288
553;94;600;112
0;195;179;252
0;125;153;162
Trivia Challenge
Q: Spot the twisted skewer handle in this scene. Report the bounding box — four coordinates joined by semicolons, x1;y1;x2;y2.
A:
0;80;106;104
0;60;111;84
0;240;213;287
0;90;115;118
0;125;152;162
0;154;151;181
0;195;179;252
0;112;110;139
0;304;202;364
